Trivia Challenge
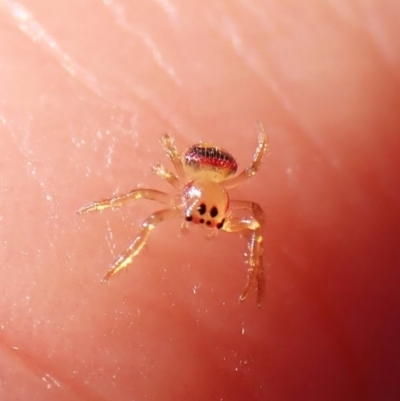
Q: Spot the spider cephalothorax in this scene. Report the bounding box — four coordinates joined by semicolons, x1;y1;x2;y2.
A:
78;123;269;306
182;181;229;229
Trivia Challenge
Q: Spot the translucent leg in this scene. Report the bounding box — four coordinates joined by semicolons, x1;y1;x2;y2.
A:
245;228;265;307
77;189;172;215
160;134;186;181
223;214;265;307
103;208;181;281
230;200;264;224
152;163;182;190
222;122;269;189
180;221;190;235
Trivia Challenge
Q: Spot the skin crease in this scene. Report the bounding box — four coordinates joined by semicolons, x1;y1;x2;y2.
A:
0;0;400;400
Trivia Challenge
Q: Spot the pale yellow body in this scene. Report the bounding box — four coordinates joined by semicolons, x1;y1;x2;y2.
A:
78;123;269;306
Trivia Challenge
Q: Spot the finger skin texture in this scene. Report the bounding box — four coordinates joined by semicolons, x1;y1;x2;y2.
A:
1;0;400;400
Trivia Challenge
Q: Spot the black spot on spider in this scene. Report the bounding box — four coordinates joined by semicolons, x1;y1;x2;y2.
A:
206;221;211;226
210;206;218;218
185;215;193;222
199;218;205;224
197;203;206;215
216;219;225;229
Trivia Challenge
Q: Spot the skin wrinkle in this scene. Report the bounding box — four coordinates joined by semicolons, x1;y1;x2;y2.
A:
203;2;294;114
257;9;396;187
134;91;197;138
355;2;400;78
0;0;179;118
212;4;294;113
1;1;400;400
0;0;103;99
101;0;182;87
234;0;271;31
150;0;178;20
203;4;335;151
327;0;399;83
324;0;400;78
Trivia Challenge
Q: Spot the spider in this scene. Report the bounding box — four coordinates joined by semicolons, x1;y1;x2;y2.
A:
78;123;269;307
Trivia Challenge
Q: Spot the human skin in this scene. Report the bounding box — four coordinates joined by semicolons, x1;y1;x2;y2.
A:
0;0;400;400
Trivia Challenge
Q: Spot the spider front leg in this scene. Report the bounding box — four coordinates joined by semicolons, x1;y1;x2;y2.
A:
160;134;186;181
223;212;265;307
222;122;269;190
77;188;172;215
230;199;264;224
152;163;182;190
103;208;181;281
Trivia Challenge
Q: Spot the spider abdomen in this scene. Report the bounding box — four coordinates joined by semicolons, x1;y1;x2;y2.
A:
183;144;238;182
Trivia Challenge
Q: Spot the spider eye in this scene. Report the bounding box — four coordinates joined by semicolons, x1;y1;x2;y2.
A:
197;203;206;215
210;206;218;218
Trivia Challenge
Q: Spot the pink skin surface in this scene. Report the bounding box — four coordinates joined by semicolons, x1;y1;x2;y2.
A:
1;0;400;400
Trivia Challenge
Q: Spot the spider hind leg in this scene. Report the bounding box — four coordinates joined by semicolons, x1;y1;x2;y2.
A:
223;200;265;306
102;208;181;281
77;188;172;214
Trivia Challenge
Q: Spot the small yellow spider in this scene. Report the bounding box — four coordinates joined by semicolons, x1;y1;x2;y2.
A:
78;123;269;306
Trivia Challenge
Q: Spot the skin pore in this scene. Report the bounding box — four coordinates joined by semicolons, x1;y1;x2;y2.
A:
0;0;400;400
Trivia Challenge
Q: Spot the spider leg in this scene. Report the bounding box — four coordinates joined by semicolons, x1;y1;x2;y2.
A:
160;134;186;181
103;208;181;281
77;189;172;215
222;122;269;189
230;200;264;224
180;220;190;235
222;211;265;307
152;163;182;190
